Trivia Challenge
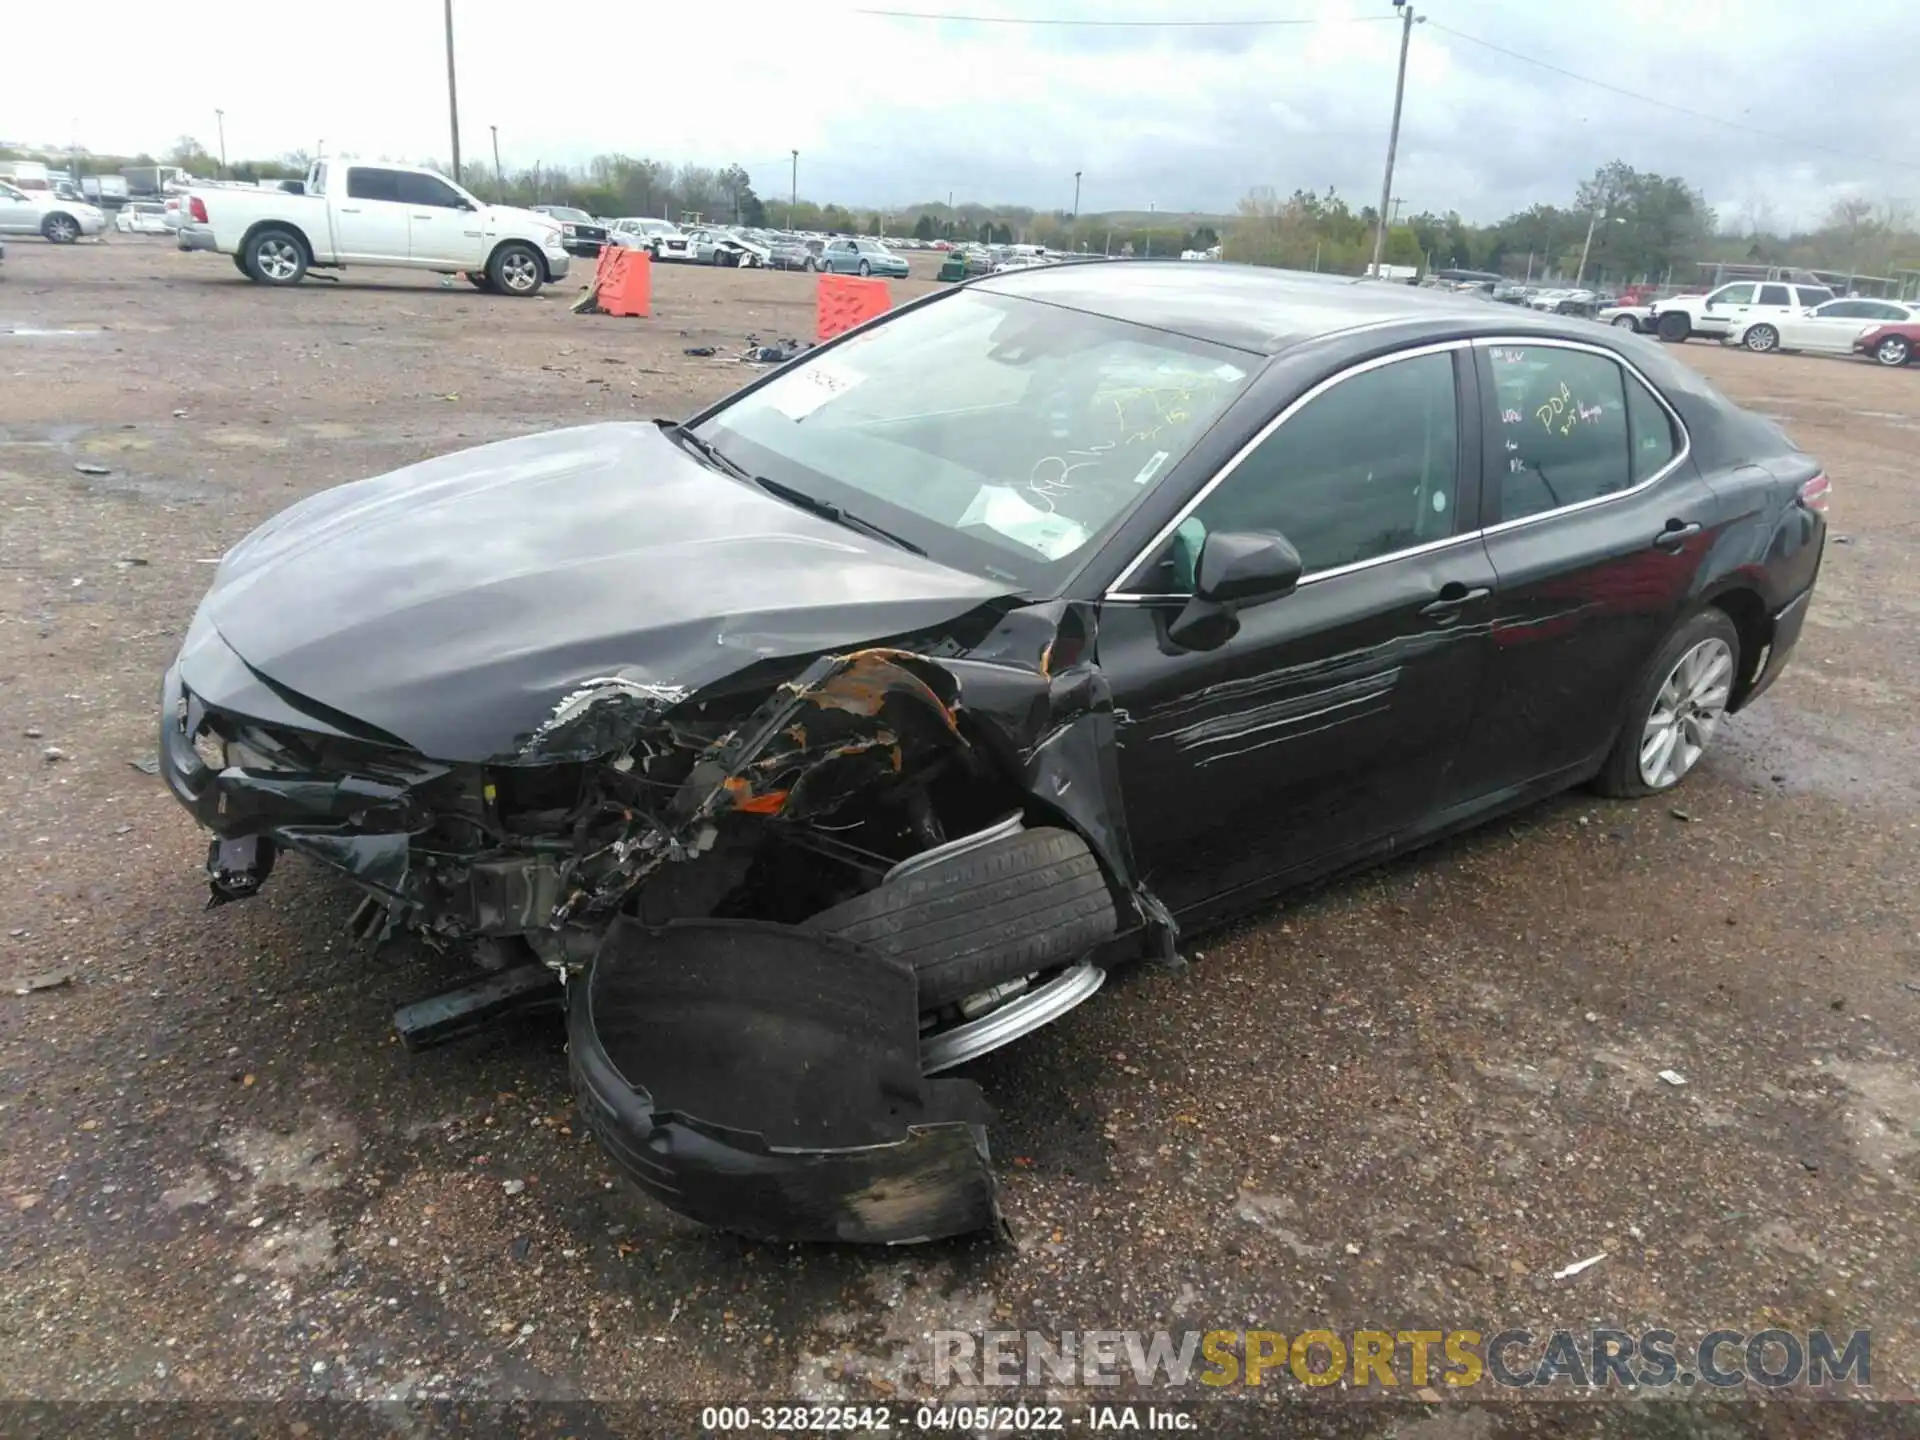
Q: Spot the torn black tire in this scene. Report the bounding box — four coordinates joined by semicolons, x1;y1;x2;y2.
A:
805;826;1117;1009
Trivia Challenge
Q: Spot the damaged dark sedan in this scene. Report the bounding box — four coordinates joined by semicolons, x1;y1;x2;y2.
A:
161;263;1827;1244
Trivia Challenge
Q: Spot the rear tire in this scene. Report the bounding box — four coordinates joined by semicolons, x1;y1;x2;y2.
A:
488;241;545;296
805;826;1117;1009
1592;608;1741;799
1656;312;1691;343
1875;335;1912;366
243;227;307;285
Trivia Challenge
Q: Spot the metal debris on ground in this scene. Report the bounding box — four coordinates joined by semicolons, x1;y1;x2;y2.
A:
73;463;111;476
1658;1069;1688;1087
129;756;160;775
13;968;75;996
1552;1252;1608;1280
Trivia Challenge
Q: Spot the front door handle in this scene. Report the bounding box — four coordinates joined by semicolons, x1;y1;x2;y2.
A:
1653;520;1702;551
1420;584;1491;623
339;207;361;214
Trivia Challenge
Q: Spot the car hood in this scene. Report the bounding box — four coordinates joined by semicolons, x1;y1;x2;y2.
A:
193;422;1013;762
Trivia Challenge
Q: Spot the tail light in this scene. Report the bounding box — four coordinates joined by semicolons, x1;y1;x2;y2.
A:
189;196;208;223
1799;473;1830;514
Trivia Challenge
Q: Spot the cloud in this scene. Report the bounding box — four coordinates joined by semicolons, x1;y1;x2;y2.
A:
2;0;1910;227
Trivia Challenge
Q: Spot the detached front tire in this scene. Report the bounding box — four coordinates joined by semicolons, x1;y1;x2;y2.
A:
805;826;1117;1009
488;241;545;296
243;227;307;285
1593;608;1741;799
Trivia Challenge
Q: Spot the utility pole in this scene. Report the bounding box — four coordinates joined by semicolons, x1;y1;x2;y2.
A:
1389;195;1404;224
443;0;462;183
1371;0;1418;277
490;125;502;202
1072;170;1081;218
214;110;227;179
790;150;799;228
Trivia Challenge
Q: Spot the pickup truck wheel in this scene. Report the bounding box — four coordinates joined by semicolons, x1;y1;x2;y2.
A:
244;228;307;285
803;825;1118;1010
1655;311;1691;343
231;254;251;276
467;272;496;292
489;242;545;296
41;214;81;244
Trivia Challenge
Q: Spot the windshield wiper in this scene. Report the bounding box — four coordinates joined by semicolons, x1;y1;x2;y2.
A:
668;423;749;478
751;474;927;557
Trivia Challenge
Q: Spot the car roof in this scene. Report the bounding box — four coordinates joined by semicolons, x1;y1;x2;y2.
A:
972;261;1559;356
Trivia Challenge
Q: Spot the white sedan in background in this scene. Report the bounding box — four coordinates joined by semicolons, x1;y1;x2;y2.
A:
1727;296;1920;355
114;201;174;235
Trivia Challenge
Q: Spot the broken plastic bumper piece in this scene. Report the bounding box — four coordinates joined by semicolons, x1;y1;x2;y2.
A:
569;917;1008;1245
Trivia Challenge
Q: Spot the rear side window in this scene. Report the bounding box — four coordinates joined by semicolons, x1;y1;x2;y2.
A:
1485;345;1631;523
1796;286;1834;306
1624;374;1679;483
346;168;402;202
1757;284;1792;307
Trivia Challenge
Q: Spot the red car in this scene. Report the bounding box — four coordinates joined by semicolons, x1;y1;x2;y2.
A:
1855;321;1918;367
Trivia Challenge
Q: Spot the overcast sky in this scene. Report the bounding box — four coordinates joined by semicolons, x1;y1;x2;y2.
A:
5;0;1911;228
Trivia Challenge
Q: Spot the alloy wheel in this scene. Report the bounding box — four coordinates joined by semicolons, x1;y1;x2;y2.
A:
1638;637;1734;789
1877;336;1911;366
500;251;539;293
256;238;300;281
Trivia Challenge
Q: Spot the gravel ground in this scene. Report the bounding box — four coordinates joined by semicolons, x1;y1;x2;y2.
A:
3;239;1918;1427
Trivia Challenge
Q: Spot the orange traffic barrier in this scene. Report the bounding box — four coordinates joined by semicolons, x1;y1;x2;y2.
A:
595;244;651;318
816;273;890;341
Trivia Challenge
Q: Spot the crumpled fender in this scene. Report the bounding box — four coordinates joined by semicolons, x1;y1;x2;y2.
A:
569;917;1008;1244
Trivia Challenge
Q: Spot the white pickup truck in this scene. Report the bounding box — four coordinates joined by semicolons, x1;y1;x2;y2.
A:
177;160;571;295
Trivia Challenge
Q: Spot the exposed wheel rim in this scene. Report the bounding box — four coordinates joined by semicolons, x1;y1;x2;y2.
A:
255;237;300;280
499;250;539;292
1878;337;1910;366
47;217;78;243
1639;637;1734;789
1745;326;1778;353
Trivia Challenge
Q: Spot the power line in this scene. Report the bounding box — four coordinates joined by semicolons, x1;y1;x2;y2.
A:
1427;20;1920;175
855;7;1396;26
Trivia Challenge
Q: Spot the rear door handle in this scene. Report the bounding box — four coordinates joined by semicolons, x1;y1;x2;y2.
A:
1420;584;1490;623
1653;521;1702;551
340;207;361;213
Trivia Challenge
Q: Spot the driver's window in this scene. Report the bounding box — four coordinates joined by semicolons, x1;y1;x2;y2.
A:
1712;284;1756;305
1136;351;1460;593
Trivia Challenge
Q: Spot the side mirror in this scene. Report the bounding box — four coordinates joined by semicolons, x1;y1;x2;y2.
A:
1167;530;1304;651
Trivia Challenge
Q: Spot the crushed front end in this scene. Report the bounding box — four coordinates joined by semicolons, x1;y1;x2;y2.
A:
159;603;1164;1244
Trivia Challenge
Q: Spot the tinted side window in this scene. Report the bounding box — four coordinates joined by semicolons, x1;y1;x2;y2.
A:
1819;301;1864;318
1624;373;1678;483
1486;345;1630;523
1757;284;1792;307
1797;287;1834;306
398;172;466;208
346;168;402;202
1866;301;1907;320
1148;352;1459;587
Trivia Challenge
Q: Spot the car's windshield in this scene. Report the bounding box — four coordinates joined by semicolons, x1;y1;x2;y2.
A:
692;290;1256;590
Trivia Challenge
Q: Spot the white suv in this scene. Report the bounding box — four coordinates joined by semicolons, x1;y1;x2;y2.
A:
1647;279;1834;344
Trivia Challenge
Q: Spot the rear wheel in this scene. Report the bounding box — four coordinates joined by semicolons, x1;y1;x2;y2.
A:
1875;335;1912;366
1656;311;1691;343
1744;323;1780;353
804;824;1117;1009
1593;609;1740;798
488;241;545;296
243;227;307;285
